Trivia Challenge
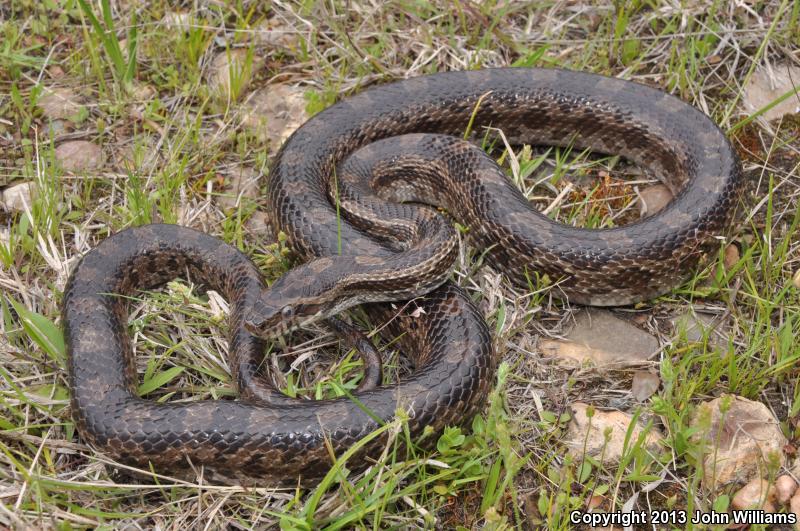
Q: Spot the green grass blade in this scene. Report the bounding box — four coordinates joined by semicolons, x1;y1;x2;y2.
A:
8;297;66;368
137;366;185;396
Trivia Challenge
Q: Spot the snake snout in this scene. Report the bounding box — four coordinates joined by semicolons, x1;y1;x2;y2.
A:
243;298;295;339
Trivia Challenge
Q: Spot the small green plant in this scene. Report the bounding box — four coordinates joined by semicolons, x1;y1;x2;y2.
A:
0;21;45;81
7;297;65;369
77;0;138;90
218;45;255;105
8;83;43;135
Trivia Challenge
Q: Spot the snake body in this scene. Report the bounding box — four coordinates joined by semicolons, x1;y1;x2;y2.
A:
62;68;741;481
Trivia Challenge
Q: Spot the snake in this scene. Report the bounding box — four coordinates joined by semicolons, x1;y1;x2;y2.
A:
62;68;742;482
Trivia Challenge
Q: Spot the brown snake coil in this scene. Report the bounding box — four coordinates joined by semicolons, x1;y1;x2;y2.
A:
62;68;741;482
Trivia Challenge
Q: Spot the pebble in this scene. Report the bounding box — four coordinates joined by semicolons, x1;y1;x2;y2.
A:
743;64;800;122
241;84;308;151
691;395;786;489
564;402;663;464
37;87;83;121
723;244;740;271
777;475;798;504
789;489;800;530
631;371;660;402
55;140;104;172
731;478;775;511
0;181;36;212
541;309;658;366
637;183;672;217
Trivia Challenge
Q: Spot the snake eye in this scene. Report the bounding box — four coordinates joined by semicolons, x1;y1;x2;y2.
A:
281;306;294;319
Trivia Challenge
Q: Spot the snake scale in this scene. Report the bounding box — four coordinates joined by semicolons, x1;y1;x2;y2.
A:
62;68;741;482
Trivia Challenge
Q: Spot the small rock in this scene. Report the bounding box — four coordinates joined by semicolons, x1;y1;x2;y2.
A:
43;119;68;137
55;141;104;172
219;166;259;209
241;84;308;152
790;490;800;529
0;181;36;212
37;87;84;121
540;340;609;365
638;184;673;217
731;478;776;511
776;474;798;504
671;310;728;350
254;18;297;48
724;244;740;271
564;402;663;464
631;371;660;402
245;210;273;237
542;309;658;366
207;49;253;100
566;310;658;355
691;395;787;489
587;494;605;511
743;64;800;122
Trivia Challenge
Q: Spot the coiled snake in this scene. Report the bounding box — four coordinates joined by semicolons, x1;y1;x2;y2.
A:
62;68;741;482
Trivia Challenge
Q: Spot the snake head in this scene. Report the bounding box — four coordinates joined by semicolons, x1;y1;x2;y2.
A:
243;264;331;340
244;290;329;339
244;302;294;339
244;297;328;339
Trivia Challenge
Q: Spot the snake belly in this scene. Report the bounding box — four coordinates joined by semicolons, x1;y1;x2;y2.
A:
63;68;741;481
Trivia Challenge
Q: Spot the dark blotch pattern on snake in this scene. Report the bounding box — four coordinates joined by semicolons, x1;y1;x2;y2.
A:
62;68;742;482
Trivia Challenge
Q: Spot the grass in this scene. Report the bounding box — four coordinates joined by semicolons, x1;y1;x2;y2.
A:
1;0;799;529
77;0;138;92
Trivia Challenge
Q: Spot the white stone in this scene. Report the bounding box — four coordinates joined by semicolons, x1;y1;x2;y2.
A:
691;395;787;488
1;181;36;212
744;64;800;122
564;402;663;464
